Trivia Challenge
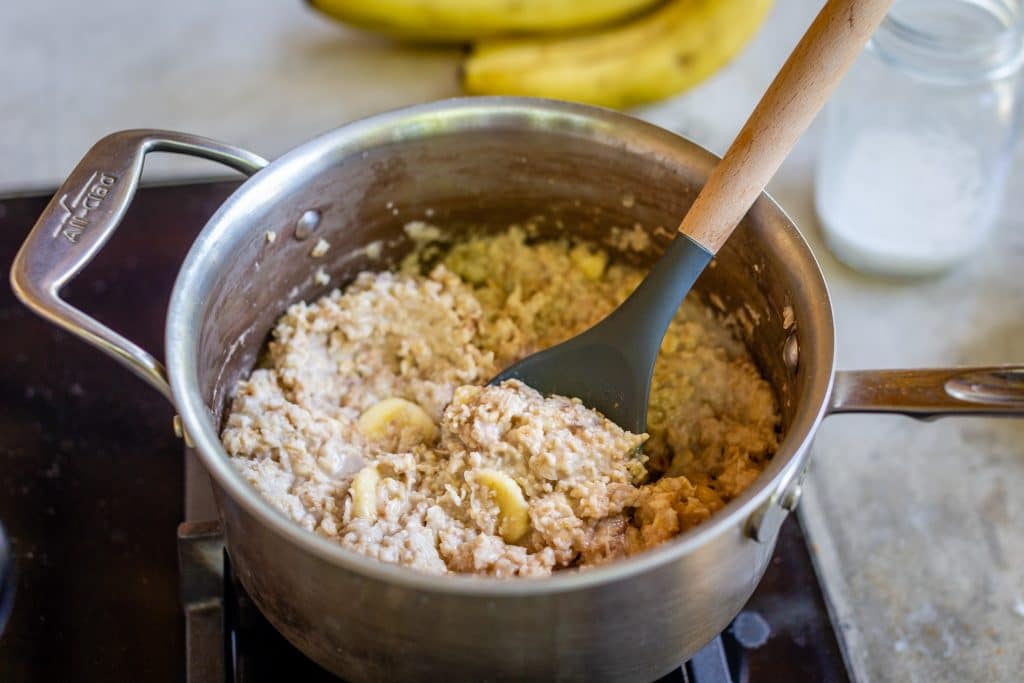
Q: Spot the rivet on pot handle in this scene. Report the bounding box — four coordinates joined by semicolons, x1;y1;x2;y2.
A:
828;367;1024;419
746;463;808;543
9;130;268;402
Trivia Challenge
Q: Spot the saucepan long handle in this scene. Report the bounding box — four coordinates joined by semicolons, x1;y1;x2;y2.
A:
828;367;1024;419
10;130;268;402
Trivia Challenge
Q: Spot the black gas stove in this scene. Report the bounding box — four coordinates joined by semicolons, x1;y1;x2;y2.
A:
0;180;853;682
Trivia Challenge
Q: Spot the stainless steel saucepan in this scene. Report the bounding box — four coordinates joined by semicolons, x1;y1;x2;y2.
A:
11;98;1024;682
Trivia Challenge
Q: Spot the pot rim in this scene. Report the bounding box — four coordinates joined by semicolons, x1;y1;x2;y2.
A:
166;97;836;596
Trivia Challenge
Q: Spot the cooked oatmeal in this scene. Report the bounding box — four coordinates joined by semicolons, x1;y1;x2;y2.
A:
221;228;779;577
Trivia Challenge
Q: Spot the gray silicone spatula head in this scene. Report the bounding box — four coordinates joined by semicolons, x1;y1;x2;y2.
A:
489;0;895;432
491;236;711;432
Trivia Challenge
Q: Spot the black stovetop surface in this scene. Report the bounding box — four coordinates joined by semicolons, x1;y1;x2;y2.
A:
1;181;850;682
0;181;239;682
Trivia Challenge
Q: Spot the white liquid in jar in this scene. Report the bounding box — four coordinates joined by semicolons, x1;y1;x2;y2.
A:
815;128;995;276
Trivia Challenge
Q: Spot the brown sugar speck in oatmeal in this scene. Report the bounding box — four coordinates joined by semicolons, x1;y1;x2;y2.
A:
221;227;779;577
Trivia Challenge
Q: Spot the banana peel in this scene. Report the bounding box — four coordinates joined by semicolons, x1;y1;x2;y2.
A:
307;0;662;43
463;0;776;108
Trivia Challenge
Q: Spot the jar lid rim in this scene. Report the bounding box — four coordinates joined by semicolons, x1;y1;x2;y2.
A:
872;1;1024;83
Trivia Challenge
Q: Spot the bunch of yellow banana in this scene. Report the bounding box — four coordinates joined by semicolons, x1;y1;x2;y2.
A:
308;0;775;108
306;0;661;41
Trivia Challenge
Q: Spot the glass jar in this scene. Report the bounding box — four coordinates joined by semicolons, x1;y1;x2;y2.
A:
815;0;1024;277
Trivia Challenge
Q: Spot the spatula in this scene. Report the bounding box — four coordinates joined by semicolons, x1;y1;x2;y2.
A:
491;0;894;432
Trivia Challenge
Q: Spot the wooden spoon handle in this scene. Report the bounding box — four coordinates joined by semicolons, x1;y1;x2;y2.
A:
679;0;894;253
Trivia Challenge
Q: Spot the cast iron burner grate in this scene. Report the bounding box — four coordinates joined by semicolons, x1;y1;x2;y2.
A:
178;516;851;683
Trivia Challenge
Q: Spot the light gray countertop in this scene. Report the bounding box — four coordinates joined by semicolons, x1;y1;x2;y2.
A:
4;1;1022;680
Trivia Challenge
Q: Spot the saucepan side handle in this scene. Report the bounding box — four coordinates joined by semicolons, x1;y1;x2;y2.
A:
10;130;268;402
828;367;1024;419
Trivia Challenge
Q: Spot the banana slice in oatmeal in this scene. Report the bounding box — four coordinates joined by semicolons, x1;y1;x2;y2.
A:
357;397;438;450
473;469;531;544
350;465;381;520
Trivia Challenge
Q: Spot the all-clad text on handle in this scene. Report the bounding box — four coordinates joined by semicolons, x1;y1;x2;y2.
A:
10;130;268;401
